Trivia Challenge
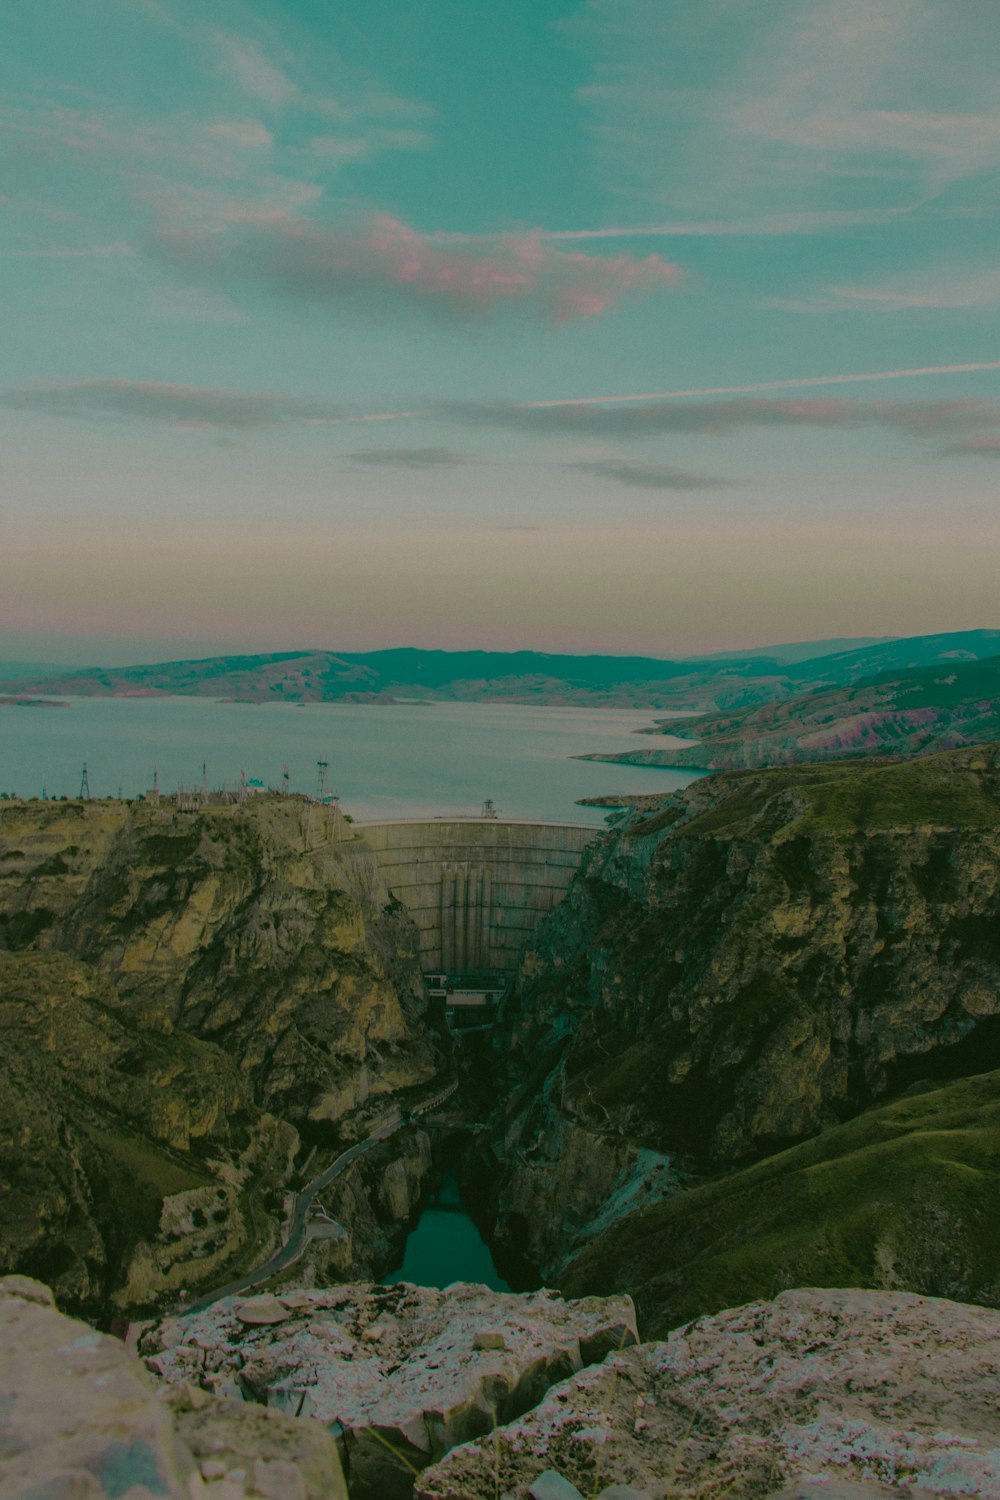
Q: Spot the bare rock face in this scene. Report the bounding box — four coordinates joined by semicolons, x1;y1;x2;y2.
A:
0;1274;347;1499
0;798;440;1316
143;1280;638;1500
482;748;1000;1286
418;1288;1000;1499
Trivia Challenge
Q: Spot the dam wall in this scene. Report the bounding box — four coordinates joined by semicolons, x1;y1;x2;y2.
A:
355;819;596;974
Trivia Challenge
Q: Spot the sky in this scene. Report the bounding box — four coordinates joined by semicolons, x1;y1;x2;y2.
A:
4;0;1000;664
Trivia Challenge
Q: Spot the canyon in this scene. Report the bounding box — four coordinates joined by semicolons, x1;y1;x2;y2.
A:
5;748;1000;1325
4;744;1000;1494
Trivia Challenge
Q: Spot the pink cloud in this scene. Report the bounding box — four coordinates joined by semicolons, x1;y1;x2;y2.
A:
945;433;1000;455
154;212;682;322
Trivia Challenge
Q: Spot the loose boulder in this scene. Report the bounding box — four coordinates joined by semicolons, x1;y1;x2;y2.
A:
0;1275;346;1500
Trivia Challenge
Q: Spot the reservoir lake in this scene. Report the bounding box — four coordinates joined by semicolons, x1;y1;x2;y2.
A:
0;697;701;825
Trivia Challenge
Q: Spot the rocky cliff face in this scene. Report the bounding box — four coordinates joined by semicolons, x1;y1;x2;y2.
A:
9;1270;1000;1500
0;798;443;1317
480;746;1000;1293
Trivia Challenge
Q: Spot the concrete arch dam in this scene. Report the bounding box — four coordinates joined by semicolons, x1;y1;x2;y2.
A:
355;819;597;976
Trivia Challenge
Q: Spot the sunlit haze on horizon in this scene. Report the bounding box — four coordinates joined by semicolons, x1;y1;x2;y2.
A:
4;0;1000;665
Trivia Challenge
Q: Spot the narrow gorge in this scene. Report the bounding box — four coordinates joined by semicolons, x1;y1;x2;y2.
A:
5;748;1000;1495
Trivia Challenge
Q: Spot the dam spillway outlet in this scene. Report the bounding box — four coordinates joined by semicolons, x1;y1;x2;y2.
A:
424;971;507;1030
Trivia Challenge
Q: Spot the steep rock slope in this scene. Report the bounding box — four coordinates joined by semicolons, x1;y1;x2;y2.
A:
0;798;442;1316
480;747;1000;1283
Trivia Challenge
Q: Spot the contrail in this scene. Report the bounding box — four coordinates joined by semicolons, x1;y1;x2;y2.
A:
519;361;1000;409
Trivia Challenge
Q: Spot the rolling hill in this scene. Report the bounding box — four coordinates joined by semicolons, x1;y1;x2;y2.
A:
582;653;1000;771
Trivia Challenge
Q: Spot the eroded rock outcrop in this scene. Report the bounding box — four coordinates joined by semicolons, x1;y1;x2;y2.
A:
143;1280;637;1500
481;748;1000;1287
418;1288;1000;1499
0;1273;347;1499
0;798;442;1315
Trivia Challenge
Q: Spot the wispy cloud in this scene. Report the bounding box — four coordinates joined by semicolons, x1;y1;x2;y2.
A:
308;127;431;165
206;119;274;150
570;459;731;490
456;391;1000;445
0;9;439;279
943;434;1000;457
0;241;134;259
212;32;298;109
153;212;683;323
12;368;1000;461
0;380;412;429
725;1;1000;200
350;447;470;468
570;0;1000;217
515;362;1000;408
541;208;969;240
769;267;1000;314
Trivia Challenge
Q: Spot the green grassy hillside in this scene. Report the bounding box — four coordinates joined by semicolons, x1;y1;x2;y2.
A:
561;1070;1000;1337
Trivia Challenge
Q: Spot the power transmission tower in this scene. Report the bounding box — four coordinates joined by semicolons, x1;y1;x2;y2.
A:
201;762;208;803
282;764;290;796
79;764;91;799
317;760;330;800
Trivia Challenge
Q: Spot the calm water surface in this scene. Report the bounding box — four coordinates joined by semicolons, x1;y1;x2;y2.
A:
383;1175;511;1292
0;697;700;825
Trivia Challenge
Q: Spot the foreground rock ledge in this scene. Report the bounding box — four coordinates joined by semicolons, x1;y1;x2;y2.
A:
417;1288;1000;1499
0;1274;347;1500
144;1280;637;1500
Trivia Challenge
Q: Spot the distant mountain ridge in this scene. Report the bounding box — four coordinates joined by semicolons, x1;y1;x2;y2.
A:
684;635;895;665
781;629;1000;686
2;630;998;712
